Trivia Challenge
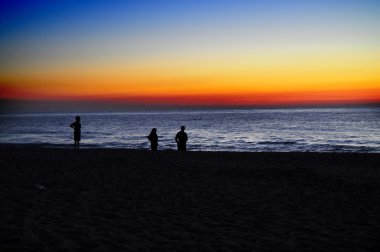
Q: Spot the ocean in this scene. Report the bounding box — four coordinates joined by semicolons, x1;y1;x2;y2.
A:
0;108;379;152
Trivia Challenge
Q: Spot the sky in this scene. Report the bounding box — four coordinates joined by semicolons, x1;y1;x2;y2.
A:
1;0;380;111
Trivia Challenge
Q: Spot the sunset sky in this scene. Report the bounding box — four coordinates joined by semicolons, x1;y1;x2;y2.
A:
1;0;380;111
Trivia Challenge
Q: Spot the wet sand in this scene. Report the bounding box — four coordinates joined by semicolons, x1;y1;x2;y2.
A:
1;148;379;251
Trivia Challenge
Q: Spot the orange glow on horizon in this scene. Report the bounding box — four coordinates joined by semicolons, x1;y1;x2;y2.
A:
1;46;379;107
1;83;379;107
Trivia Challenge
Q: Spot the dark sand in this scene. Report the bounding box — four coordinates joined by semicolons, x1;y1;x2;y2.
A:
1;148;379;251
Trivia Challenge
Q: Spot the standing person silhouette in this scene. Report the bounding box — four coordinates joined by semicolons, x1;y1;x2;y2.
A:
147;128;158;151
70;116;81;150
175;126;188;151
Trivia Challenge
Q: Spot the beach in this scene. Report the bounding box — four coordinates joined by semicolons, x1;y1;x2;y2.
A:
1;148;379;251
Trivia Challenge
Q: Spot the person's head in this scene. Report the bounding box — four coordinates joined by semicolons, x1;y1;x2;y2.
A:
152;128;157;133
181;126;185;131
75;116;80;122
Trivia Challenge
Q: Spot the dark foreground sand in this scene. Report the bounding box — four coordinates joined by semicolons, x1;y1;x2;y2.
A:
0;148;379;251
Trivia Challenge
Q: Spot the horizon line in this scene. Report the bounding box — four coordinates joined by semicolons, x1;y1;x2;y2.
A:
1;98;379;114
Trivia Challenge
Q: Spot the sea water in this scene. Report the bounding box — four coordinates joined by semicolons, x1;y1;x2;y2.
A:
0;108;379;152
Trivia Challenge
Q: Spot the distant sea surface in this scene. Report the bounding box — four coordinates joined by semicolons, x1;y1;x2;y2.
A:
0;108;379;152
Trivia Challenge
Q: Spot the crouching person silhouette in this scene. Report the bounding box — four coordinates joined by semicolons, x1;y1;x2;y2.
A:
175;126;188;151
70;116;81;149
148;128;158;151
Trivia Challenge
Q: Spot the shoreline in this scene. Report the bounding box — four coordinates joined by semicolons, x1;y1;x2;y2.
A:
1;143;380;154
1;147;379;250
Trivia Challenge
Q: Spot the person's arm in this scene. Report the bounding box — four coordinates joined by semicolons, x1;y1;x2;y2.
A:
70;123;74;128
175;133;179;143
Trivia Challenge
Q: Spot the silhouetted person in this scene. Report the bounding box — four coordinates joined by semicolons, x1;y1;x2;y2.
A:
175;126;188;151
70;116;81;149
147;128;158;151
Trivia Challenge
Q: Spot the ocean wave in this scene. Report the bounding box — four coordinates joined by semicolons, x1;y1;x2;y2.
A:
257;141;297;145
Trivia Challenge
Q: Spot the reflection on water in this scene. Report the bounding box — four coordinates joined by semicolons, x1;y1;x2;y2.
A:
0;108;379;152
